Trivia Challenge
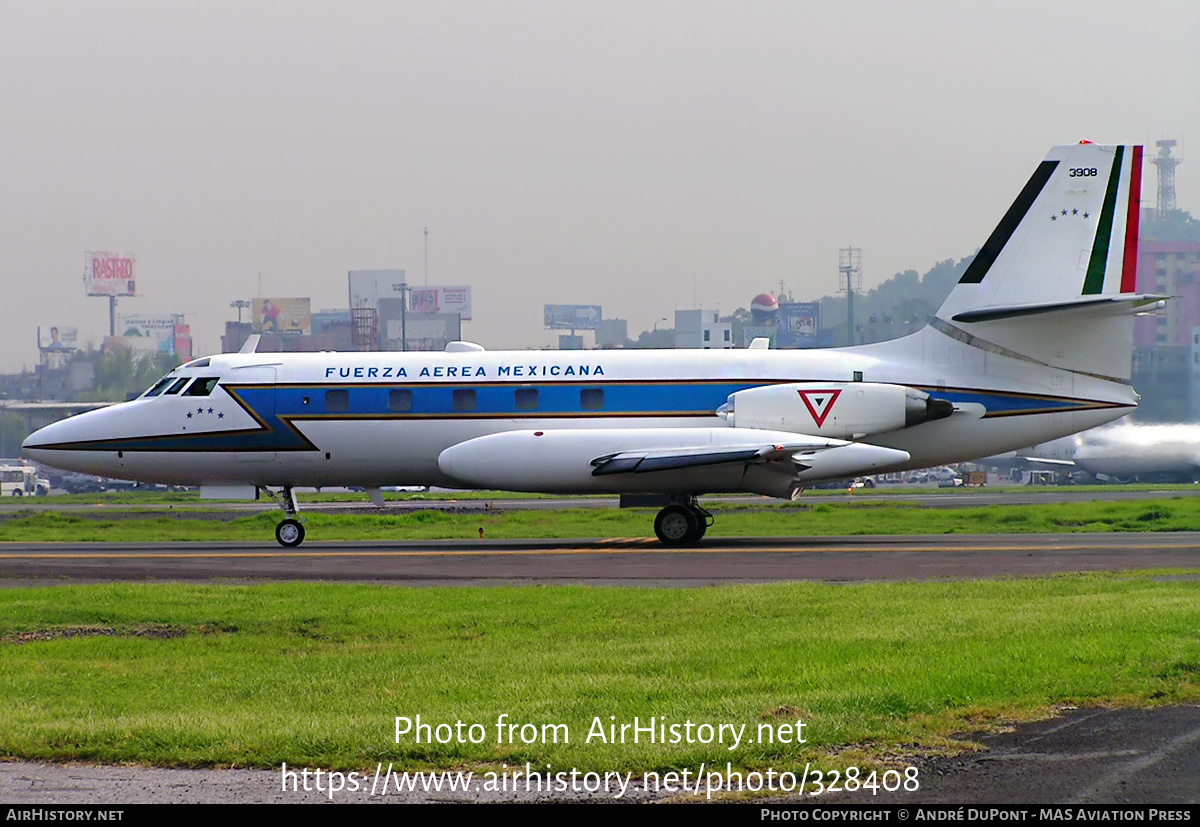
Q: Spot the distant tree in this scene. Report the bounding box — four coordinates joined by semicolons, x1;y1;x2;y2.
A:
78;348;182;402
631;328;675;349
815;257;970;345
0;412;28;458
1143;209;1200;243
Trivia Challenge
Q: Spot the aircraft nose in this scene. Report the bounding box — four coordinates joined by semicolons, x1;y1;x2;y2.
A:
22;418;77;462
21;408;120;473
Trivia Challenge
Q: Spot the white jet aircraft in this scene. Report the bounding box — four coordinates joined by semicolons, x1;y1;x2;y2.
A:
24;143;1159;547
1002;421;1200;483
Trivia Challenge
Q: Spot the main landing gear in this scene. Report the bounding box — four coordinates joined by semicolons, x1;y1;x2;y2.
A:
264;485;306;547
653;497;713;546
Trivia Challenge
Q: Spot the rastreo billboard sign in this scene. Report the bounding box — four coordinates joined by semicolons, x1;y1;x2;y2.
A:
85;251;136;297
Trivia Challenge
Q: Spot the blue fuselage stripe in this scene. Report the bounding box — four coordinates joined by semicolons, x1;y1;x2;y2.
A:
39;380;1111;453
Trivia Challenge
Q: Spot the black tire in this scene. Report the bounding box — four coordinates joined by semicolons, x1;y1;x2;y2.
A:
654;504;700;546
275;518;305;547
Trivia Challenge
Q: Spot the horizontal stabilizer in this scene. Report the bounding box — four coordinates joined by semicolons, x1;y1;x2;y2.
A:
933;292;1161;381
952;294;1166;324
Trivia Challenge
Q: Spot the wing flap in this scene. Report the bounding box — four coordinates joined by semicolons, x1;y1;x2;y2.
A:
591;444;800;476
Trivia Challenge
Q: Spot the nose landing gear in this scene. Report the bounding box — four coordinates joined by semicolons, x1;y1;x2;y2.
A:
264;486;306;547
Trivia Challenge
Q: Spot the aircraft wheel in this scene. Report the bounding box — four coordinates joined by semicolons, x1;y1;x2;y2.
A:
275;518;305;548
654;504;701;546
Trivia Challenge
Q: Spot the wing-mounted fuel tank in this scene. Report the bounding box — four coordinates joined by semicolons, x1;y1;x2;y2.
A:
718;382;953;440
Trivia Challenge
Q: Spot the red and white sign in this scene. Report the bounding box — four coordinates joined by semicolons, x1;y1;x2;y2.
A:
86;252;136;296
409;285;472;320
797;389;841;427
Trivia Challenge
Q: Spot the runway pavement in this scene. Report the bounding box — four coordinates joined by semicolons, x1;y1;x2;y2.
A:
0;532;1198;585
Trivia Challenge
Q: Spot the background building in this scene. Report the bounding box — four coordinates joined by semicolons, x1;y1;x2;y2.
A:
674;309;732;349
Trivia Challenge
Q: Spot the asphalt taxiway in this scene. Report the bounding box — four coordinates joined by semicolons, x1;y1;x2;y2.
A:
0;532;1197;585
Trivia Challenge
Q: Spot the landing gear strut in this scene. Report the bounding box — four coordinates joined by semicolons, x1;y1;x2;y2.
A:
653;497;712;546
264;486;306;547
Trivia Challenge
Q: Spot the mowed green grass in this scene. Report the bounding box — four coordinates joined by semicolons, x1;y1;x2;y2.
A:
3;497;1200;541
1;575;1197;771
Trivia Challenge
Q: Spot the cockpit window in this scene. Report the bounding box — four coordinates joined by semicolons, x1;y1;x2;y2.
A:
142;376;176;398
182;357;211;369
183;377;220;397
163;378;190;395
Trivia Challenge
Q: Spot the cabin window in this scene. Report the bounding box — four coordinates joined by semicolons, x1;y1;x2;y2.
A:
581;388;604;410
515;388;538;410
163;378;190;395
325;389;350;412
389;389;413;412
142;376;175;398
452;389;477;412
183;377;220;397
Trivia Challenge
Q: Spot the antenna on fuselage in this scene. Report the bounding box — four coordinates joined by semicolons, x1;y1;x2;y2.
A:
239;334;261;354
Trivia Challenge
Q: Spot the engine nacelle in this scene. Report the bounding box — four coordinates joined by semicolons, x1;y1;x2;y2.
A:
719;382;952;440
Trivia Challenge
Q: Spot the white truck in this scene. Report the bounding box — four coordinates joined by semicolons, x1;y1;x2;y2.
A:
0;464;50;496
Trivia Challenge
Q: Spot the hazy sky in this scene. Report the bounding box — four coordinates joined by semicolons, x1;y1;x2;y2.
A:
3;0;1197;372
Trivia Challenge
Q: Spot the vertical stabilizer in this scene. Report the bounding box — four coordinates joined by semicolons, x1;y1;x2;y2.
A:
930;143;1156;381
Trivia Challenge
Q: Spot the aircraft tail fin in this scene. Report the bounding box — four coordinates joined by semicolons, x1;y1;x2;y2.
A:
931;143;1160;381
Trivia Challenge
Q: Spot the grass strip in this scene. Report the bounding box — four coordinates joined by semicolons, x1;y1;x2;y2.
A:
0;575;1197;771
3;498;1200;542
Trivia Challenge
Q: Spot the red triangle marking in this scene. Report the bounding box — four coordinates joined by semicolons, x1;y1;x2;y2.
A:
798;388;842;427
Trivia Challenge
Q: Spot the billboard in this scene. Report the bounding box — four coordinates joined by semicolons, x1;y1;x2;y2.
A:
38;326;79;350
348;269;406;310
174;323;193;363
409;286;472;320
85;252;136;297
253;298;312;335
544;304;602;330
117;313;179;354
777;302;820;348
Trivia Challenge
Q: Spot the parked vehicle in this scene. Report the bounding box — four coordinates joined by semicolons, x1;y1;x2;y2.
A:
0;464;50;496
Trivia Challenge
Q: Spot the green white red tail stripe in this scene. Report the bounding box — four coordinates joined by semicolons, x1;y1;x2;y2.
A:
1120;145;1143;293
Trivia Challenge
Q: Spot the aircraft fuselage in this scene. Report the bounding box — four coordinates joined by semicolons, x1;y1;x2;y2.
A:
24;338;1135;492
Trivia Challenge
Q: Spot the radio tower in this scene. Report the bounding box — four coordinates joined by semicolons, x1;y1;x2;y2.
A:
1153;140;1181;214
839;246;862;346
